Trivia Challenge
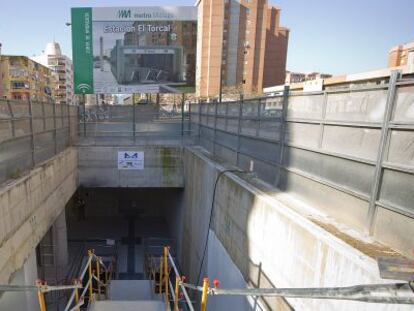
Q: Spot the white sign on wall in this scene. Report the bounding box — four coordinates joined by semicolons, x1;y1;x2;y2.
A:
118;151;144;170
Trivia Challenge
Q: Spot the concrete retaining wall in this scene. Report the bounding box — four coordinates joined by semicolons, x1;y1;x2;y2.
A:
78;146;184;187
180;146;411;311
0;147;78;284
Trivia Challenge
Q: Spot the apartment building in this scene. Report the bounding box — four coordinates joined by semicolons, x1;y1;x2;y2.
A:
388;41;414;69
196;0;289;98
0;55;56;102
285;71;332;84
32;42;74;105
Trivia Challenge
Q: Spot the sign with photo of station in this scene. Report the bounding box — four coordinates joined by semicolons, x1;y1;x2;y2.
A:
71;7;197;94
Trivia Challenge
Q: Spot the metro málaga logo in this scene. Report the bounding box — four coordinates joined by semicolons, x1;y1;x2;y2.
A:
118;9;131;18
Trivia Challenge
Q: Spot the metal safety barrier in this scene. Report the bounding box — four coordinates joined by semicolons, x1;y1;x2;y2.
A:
63;249;115;311
180;281;414;307
0;98;78;185
146;246;195;311
189;71;414;235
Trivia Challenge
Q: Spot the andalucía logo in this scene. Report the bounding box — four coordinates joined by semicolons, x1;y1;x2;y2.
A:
77;84;92;93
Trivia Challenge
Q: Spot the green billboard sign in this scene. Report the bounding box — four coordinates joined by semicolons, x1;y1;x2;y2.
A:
71;7;197;94
71;8;94;94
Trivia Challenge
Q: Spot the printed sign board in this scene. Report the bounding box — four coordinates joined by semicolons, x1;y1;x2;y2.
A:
118;151;144;170
71;7;197;94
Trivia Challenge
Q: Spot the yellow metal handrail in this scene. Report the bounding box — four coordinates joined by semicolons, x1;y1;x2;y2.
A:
53;249;115;311
147;246;195;311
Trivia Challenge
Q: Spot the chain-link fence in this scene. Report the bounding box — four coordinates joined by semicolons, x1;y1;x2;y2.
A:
189;71;414;237
0;99;78;185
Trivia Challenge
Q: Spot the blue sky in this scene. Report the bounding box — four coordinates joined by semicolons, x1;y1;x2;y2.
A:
0;0;412;75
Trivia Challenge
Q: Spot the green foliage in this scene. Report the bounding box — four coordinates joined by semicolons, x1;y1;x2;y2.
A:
8;168;22;180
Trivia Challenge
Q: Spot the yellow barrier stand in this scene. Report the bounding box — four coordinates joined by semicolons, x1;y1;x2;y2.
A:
88;250;94;302
201;278;209;311
74;279;81;311
164;246;169;303
174;276;180;311
36;280;47;311
159;256;164;294
96;256;101;300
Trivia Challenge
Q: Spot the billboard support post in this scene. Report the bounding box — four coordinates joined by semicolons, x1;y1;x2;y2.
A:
83;96;87;137
132;103;136;142
181;93;185;138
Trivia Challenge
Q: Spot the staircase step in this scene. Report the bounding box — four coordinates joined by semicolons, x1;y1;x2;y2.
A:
109;280;155;300
90;300;166;311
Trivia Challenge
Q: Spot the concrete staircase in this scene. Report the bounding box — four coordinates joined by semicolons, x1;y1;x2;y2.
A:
89;280;166;311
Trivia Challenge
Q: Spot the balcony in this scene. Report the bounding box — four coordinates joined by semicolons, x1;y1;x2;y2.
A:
11;81;30;90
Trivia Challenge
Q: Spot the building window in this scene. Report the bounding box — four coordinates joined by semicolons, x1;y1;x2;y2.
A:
11;81;29;89
246;8;251;15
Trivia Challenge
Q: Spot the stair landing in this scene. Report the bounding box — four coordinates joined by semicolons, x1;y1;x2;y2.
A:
90;300;166;311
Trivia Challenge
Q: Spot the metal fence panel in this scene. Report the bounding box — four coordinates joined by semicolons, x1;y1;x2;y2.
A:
190;73;414;240
325;89;387;122
0;99;77;185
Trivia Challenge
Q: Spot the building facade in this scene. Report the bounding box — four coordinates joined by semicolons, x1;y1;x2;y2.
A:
0;43;3;98
196;0;289;98
0;55;56;101
32;42;74;105
388;41;414;69
285;71;332;84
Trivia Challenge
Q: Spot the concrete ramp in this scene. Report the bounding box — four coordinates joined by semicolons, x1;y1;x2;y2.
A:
90;301;166;311
108;280;156;300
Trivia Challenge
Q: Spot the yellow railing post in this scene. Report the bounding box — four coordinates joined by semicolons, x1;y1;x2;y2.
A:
36;280;47;311
74;279;81;311
159;256;164;294
164;246;169;303
88;249;94;303
174;276;180;311
96;256;101;300
201;278;209;311
104;263;108;285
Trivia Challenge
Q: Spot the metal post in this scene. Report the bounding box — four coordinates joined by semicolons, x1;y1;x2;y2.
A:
61;100;65;146
88;250;94;302
104;264;108;285
6;100;15;138
236;95;243;166
200;278;209;311
36;281;47;311
256;98;261;137
74;279;81;311
96;256;101;300
198;102;202;142
189;102;192;140
159;256;164;294
225;101;229;132
318;91;328;148
28;99;36;167
174;276;180;311
41;101;46;131
213;101;218;155
52;102;57;155
83;99;86;137
275;86;290;187
132;103;136;142
67;104;71;146
181;93;185;138
366;70;401;233
164;247;169;303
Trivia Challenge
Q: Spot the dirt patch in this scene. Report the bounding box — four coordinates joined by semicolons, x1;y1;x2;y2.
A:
310;218;401;259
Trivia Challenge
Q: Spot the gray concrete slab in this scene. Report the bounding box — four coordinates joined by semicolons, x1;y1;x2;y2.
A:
109;280;153;300
91;300;165;311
